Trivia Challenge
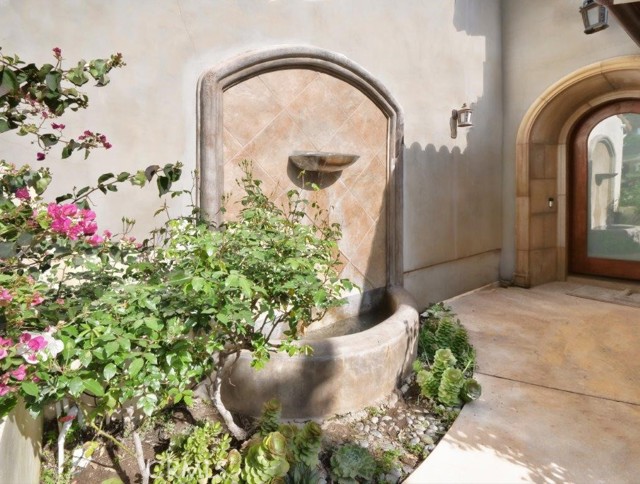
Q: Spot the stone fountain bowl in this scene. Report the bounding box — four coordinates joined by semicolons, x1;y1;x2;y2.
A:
289;151;360;172
221;286;419;419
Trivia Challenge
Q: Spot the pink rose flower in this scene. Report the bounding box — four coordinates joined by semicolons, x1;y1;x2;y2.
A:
0;349;7;360
0;337;12;347
53;47;62;58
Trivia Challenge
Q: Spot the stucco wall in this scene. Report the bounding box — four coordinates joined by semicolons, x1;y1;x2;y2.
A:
500;0;638;282
0;0;502;307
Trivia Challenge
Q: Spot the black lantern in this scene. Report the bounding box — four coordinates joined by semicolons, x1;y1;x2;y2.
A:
580;0;609;34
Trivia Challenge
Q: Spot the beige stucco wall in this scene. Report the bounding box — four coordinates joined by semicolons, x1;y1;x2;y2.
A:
0;0;502;308
500;0;638;282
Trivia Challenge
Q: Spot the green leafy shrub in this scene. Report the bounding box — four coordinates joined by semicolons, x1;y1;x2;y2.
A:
1;45;353;482
242;432;290;484
330;443;377;484
152;421;241;484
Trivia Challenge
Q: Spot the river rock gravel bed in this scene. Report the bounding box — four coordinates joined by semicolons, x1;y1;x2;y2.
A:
315;372;461;483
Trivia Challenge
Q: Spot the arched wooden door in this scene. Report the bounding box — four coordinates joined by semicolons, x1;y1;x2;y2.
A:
570;100;640;280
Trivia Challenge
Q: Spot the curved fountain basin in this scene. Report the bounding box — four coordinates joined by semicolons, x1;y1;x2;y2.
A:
222;286;419;419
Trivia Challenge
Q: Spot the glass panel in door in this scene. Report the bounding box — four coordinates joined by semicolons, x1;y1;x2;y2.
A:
587;113;640;261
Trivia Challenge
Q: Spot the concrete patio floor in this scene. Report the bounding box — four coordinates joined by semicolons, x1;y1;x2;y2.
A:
405;280;640;483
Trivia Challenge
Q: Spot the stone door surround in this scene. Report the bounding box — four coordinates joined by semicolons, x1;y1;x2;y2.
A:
515;55;640;287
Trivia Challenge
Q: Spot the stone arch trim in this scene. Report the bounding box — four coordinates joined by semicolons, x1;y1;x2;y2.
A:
196;46;405;286
514;55;640;287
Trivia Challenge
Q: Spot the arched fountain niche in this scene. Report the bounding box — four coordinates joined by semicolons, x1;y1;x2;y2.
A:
197;46;418;419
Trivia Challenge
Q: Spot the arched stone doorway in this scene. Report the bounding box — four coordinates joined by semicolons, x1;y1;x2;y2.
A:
514;55;640;287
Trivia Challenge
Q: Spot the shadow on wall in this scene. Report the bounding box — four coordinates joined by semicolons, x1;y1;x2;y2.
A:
402;0;503;305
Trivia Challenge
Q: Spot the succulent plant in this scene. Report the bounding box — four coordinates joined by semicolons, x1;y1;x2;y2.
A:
290;421;323;468
416;369;439;398
330;444;376;484
435;316;457;350
438;367;464;407
242;432;290;484
417;326;438;362
451;326;471;360
284;462;325;484
258;398;283;436
429;348;457;392
153;421;240;484
460;378;482;403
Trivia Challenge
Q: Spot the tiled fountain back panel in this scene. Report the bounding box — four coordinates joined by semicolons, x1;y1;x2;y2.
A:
222;69;388;291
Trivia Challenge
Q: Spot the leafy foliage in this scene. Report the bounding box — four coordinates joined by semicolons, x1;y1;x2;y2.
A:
0;47;124;160
414;304;481;407
1;46;352;482
418;303;475;369
152;421;241;484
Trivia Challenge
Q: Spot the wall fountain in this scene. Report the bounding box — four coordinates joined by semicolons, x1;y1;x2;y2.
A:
198;46;419;418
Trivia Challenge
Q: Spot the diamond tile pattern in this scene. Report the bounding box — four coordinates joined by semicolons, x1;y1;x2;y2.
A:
222;69;388;290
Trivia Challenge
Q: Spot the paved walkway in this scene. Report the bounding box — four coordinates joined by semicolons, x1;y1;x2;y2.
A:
406;281;640;483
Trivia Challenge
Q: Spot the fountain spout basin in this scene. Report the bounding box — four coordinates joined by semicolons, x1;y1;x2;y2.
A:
222;287;419;419
289;151;360;172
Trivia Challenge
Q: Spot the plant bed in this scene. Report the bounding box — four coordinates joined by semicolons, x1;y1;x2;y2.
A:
40;382;455;483
39;304;478;484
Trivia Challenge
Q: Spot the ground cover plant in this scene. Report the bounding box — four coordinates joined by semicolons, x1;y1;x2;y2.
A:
413;302;482;407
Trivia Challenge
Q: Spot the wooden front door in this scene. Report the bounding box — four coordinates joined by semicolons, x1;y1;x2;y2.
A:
570;100;640;280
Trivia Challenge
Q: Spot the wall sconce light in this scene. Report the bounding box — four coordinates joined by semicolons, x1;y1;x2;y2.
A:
580;0;609;34
450;103;473;139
